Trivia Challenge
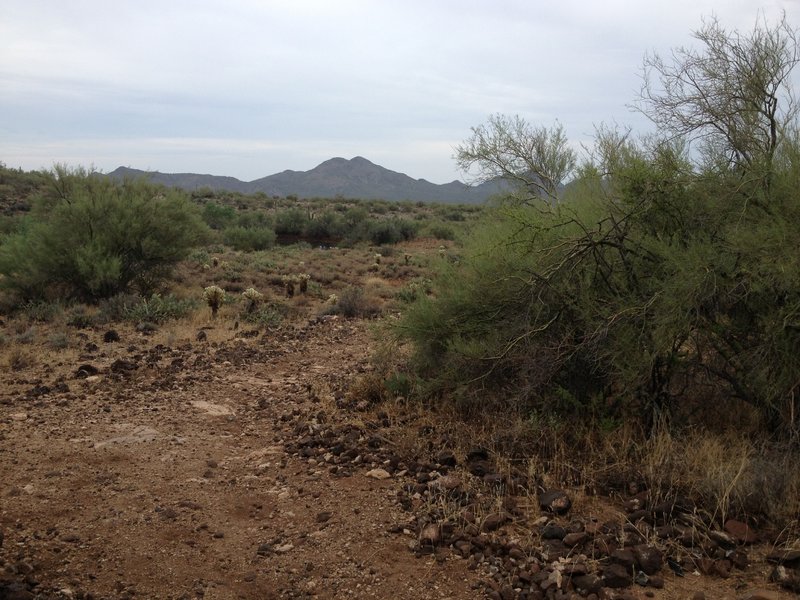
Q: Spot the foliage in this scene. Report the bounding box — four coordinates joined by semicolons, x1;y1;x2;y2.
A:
397;17;800;441
222;225;276;251
455;114;576;202
124;293;196;324
0;167;209;303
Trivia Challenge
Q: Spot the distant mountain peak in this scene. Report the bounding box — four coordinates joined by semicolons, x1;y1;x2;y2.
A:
108;158;503;204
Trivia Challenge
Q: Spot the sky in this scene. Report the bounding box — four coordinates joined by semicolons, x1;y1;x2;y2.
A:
2;1;799;184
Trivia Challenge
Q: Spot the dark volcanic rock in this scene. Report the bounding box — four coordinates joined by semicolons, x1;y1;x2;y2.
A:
633;544;663;575
603;563;633;588
538;489;571;515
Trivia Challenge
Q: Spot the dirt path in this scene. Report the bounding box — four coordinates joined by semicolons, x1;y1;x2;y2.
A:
0;319;482;599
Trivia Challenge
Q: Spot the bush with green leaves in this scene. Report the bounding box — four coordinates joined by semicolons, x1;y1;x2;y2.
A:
0;167;209;303
397;17;800;440
124;293;197;324
222;225;276;251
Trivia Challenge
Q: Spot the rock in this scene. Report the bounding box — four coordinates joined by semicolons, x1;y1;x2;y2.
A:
275;543;294;554
611;548;636;568
724;519;757;544
481;513;508;532
103;330;120;343
563;532;588;546
196;330;207;342
419;523;441;547
428;475;461;492
709;530;736;549
365;468;391;480
0;582;35;600
538;489;571;515
572;574;603;594
766;548;800;567
466;447;489;462
633;544;663;575
110;358;138;373
435;450;457;467
692;593;706;600
602;563;633;588
75;364;99;378
468;459;494;477
541;522;566;540
315;511;332;523
770;565;800;592
256;543;272;556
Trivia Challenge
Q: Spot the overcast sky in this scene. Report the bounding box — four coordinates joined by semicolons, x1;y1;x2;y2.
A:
2;1;799;184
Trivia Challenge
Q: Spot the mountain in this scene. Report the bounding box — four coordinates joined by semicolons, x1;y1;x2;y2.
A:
107;157;504;204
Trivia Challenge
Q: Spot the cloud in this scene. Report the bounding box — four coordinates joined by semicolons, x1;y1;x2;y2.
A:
2;0;800;183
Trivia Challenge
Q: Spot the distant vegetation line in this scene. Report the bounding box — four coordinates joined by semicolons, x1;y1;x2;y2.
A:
106;156;505;204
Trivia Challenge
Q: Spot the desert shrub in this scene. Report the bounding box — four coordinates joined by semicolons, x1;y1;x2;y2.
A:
241;303;284;328
201;202;236;230
65;305;93;328
304;211;345;240
396;18;800;442
124;293;196;324
222;225;276;251
21;300;63;323
274;208;309;235
0;167;209;303
327;286;381;319
425;223;456;240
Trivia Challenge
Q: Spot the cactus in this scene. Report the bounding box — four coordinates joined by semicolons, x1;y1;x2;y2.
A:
298;273;310;294
242;287;263;314
203;285;225;318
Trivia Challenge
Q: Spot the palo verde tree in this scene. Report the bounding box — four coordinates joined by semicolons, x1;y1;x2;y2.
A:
455;114;577;203
637;14;799;187
398;16;800;441
0;166;209;302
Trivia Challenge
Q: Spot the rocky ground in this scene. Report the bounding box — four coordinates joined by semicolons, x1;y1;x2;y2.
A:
1;317;798;599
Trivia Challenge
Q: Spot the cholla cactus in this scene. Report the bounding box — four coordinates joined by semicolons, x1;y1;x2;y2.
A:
203;285;225;318
373;253;382;264
242;287;263;313
281;274;297;297
326;294;338;305
298;273;311;294
438;245;447;257
404;253;411;266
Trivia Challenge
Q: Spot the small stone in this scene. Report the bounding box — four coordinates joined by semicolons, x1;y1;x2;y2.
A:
435;450;457;467
419;523;441;547
538;489;571;515
611;548;636;568
365;468;391;480
275;543;294;554
541;522;566;540
563;531;588;546
724;519;757;544
603;563;633;588
481;512;508;532
428;475;461;492
315;511;332;523
633;544;663;575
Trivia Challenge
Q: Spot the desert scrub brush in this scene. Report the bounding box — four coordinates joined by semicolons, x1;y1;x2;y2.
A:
298;273;311;294
203;285;225;318
242;287;263;313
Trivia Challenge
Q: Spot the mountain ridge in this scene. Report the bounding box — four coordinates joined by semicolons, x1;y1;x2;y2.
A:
107;156;503;204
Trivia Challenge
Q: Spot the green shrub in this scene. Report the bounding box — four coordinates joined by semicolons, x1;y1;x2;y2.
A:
201;202;236;230
124;293;196;324
274;208;309;235
222;226;276;251
0;167;209;303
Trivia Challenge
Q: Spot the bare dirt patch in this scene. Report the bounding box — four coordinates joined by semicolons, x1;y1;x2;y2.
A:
1;316;796;600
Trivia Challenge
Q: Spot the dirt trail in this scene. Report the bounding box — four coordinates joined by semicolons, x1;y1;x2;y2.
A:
1;319;482;599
